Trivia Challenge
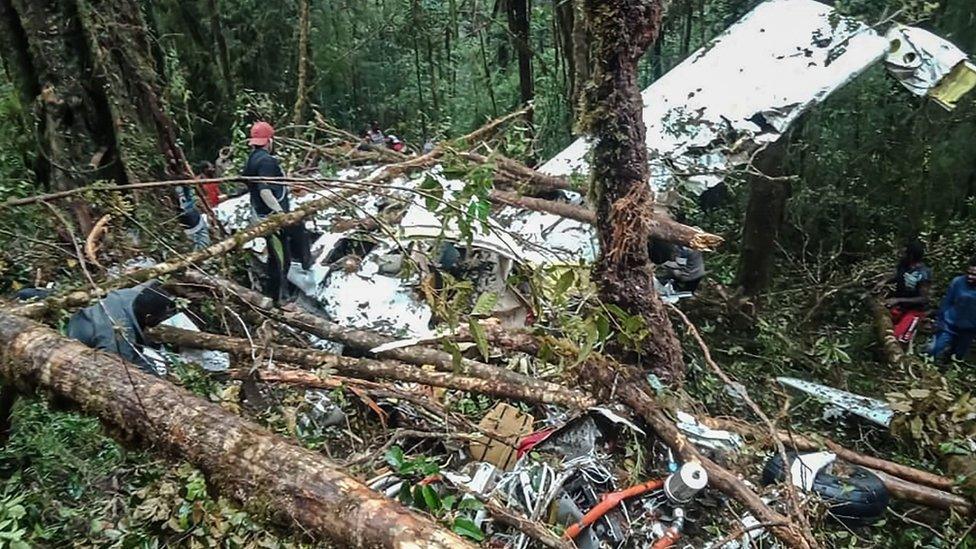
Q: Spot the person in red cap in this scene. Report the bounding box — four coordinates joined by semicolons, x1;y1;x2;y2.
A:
242;121;312;302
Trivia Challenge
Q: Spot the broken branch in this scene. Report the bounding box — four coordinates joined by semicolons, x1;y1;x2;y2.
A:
147;325;593;408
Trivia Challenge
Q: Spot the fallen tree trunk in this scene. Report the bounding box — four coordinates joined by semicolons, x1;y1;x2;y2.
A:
147;325;594;409
0;311;470;548
180;271;591;407
490;189;596;224
462;151;575;193
704;417;956;492
865;468;972;514
866;294;905;365
488;191;724;252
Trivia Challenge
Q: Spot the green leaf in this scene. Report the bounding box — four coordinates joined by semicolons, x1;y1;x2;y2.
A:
595;314;610;342
397;483;412;505
440;495;457;511
554;269;575;297
385;446;405;471
419;175;444;212
443;340;463;371
420;485;441;513
452;516;485;541
471;292;498;317
457;498;485;511
575;317;599;365
468;319;490;361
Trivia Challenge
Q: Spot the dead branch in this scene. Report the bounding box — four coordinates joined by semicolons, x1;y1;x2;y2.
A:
450;483;574;549
490;189;596;224
84;214;112;269
580;362;818;549
488;189;723;251
12;187;357;318
468;324;818;548
461;151;574;193
0;311;470;548
180;271;592;407
865;468;972;513
147;325;593;408
704;417;956;492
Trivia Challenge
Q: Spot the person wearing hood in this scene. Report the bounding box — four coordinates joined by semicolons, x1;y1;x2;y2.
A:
66;281;175;374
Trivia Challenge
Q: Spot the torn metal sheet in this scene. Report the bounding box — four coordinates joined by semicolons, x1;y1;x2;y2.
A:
885;25;976;109
539;0;890;195
777;377;894;427
674;411;744;452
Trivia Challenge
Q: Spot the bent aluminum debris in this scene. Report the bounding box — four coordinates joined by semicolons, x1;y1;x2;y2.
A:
777;376;894;427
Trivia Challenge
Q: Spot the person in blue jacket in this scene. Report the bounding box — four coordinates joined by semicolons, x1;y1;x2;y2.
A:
928;256;976;361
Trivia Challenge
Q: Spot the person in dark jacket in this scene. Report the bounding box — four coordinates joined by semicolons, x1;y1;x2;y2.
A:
928;256;976;361
66;281;175;374
242;121;312;302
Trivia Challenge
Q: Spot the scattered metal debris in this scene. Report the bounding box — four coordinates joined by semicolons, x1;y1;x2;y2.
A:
776;377;894;427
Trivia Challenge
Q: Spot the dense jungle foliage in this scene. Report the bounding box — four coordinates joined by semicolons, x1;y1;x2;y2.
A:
0;0;974;547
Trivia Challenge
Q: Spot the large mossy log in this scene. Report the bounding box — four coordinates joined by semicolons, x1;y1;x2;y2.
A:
0;311;471;548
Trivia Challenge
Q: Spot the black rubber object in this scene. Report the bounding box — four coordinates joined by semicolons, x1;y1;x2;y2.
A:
762;453;890;525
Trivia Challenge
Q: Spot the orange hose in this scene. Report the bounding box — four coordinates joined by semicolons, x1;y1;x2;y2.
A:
562;478;665;540
651;528;681;549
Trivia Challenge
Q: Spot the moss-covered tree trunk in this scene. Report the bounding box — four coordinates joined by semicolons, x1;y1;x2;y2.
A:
735;138;790;297
0;0;191;229
581;0;684;384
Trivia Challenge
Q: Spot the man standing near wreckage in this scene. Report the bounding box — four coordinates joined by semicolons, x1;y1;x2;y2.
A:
243;121;313;302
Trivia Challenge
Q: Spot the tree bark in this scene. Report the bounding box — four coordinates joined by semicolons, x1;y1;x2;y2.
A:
580;0;684;384
554;0;577;112
0;311;470;548
205;0;234;98
505;0;534;123
704;418;962;496
292;0;311;126
866;294;905;365
0;0;120;230
569;0;590;120
489;189;723;250
179;270;591;408
735;139;791;297
0;0;195;231
864;468;971;513
147;325;594;408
